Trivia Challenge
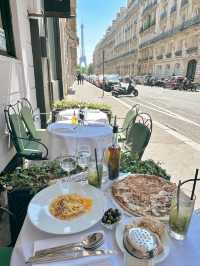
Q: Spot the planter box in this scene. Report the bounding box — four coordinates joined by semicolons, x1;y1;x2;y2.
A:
8;188;34;245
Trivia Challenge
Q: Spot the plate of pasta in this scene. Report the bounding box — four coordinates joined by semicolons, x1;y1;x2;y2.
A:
27;182;107;234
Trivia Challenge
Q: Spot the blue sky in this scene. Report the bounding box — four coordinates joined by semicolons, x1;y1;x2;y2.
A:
77;0;126;65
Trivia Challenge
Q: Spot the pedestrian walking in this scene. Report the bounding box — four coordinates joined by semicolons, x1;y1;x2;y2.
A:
81;75;84;85
77;73;81;85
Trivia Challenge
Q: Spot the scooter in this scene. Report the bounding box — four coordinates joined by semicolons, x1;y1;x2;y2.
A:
111;82;138;97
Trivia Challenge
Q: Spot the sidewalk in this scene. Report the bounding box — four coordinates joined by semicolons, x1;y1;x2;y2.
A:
68;81;200;208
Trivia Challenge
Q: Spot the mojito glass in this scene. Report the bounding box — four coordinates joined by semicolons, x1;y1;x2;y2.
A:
88;161;103;188
169;189;195;240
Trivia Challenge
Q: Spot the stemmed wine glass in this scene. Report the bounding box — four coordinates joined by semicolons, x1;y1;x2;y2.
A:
59;154;77;173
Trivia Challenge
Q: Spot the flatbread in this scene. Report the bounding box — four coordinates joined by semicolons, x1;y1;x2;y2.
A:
112;174;176;218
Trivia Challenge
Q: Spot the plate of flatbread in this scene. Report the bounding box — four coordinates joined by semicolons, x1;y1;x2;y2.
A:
111;174;176;221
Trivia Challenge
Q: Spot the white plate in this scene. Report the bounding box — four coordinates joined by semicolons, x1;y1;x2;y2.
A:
115;218;170;264
28;182;107;235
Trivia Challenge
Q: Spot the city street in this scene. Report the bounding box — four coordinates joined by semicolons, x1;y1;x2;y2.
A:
69;81;200;208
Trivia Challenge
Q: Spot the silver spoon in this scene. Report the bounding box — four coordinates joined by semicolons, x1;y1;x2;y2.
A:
35;232;104;257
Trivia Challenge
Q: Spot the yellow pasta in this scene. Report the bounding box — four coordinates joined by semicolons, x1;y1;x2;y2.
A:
49;194;93;220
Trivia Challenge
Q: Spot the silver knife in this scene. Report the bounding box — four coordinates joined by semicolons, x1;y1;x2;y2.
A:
26;249;116;264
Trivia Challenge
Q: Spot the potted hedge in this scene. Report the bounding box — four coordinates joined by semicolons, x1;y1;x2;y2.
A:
52;100;112;123
0;160;69;245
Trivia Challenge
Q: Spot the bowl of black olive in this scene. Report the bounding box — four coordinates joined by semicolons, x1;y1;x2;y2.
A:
101;208;122;230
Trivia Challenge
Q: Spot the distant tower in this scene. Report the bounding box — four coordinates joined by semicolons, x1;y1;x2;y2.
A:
79;24;87;67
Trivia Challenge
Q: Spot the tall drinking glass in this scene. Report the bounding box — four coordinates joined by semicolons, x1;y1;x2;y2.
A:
169;188;195;240
88;161;103;188
59;155;77;174
77;145;91;170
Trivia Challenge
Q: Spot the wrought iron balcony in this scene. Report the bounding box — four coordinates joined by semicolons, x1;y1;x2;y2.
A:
142;0;157;15
170;5;177;14
186;47;198;54
166;52;172;58
157;55;163;60
139;15;200;49
175;50;182;56
181;0;189;7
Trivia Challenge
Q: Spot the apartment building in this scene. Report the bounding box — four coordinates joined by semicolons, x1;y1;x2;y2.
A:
93;0;200;81
0;0;77;172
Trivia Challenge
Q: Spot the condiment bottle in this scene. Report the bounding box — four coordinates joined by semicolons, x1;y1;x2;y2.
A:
123;227;158;266
71;110;78;125
107;116;121;180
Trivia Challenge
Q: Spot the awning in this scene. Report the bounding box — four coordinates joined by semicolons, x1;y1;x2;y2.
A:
44;0;75;18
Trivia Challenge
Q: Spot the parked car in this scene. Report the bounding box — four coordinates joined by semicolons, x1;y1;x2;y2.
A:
104;74;119;91
147;76;166;87
134;76;145;85
143;75;152;85
165;76;185;89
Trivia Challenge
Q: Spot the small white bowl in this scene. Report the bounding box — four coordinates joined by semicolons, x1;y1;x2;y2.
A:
101;216;122;230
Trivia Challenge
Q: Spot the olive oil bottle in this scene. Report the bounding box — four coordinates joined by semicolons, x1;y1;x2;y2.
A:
107;116;121;180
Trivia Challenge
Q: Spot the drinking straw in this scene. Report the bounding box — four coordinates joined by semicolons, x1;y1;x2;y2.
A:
191;169;199;200
177;180;181;215
94;148;100;181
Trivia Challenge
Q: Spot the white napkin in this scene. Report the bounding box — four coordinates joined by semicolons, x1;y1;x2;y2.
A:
23;231;113;266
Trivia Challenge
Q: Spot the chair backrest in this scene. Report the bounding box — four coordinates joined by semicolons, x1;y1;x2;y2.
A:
126;113;152;159
121;104;139;133
20;105;38;139
4;104;28;153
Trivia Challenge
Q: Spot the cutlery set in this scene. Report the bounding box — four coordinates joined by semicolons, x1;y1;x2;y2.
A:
26;232;116;264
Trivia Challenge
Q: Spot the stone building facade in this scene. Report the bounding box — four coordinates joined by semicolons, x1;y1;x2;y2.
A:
93;0;200;81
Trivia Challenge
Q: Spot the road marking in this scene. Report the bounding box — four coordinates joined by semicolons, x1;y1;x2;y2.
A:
110;96;200;152
124;97;200;129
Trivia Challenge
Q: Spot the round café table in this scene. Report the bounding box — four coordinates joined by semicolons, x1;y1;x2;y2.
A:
10;178;200;266
47;122;112;159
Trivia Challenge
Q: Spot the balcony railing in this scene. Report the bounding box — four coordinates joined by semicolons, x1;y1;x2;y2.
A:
175;50;182;56
170;5;177;14
139;15;200;49
140;19;156;33
142;0;157;15
181;0;189;7
186;47;198;54
166;52;172;58
160;11;167;20
157;55;163;60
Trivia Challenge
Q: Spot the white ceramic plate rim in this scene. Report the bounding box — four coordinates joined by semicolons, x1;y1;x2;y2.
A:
28;182;107;235
115;218;170;264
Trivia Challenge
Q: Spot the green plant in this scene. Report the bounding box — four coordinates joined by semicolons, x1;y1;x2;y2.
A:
0;160;80;195
120;153;171;180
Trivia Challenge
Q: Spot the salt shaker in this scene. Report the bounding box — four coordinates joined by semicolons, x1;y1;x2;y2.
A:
123;227;158;266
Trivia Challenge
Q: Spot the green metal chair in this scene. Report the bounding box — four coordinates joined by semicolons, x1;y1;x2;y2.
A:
124;113;152;160
4;104;48;160
19;98;40;140
0;247;12;266
118;104;139;141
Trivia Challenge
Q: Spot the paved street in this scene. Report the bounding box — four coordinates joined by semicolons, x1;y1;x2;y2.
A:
68;81;200;208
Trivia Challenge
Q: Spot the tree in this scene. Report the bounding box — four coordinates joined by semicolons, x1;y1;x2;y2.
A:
87;63;94;75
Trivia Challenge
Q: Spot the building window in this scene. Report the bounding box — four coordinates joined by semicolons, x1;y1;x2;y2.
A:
0;1;15;56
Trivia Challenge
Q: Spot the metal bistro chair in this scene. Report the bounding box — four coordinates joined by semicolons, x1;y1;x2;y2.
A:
4;103;48;160
19;98;41;140
0;247;12;266
124;112;152;160
118;104;139;141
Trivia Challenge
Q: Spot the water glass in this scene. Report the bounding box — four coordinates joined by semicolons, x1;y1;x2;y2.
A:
59;155;77;173
169;188;195;240
77;145;91;169
88;161;103;188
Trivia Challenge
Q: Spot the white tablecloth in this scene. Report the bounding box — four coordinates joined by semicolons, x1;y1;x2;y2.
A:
57;109;108;124
47;122;112;159
11;180;200;266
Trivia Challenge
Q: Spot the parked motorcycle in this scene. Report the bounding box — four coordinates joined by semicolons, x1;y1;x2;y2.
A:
112;81;138;97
